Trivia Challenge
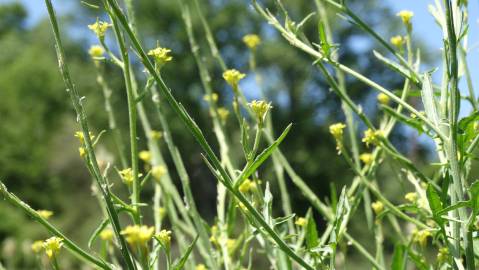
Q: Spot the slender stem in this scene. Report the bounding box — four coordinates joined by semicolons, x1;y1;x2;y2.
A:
0;182;111;270
43;1;136;268
104;1;315;268
107;5;141;224
443;1;471;268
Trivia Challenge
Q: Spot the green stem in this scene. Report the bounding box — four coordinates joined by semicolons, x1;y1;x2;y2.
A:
0;182;111;270
43;1;136;268
105;1;314;269
107;5;141;224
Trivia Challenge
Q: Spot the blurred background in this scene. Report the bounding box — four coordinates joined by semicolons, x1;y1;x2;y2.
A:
0;0;478;268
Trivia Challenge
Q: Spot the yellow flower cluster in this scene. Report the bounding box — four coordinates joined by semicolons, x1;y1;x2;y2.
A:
74;131;95;144
437;247;449;263
362;129;383;147
37;210;53;219
89;45;105;58
238;179;256;193
157;229;172;247
139;150;151;163
119;168;142;185
158;207;167;218
413;229;431;247
217;107;230;122
371;201;384;215
203;93;219;103
377;93;390;105
329;123;346;140
248;100;272;123
223;69;245;88
100;229;114;242
31;241;44;253
295;217;308;227
152;165;167;183
79;147;86;158
404;192;418;203
43;237;63;259
329;123;346;153
148;47;173;67
151;130;163;140
397;10;414;26
88;21;111;38
390;35;404;48
196;264;208;270
359;153;373;165
242;34;261;49
121;225;155;245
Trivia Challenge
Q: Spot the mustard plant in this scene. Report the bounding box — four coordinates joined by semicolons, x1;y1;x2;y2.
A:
0;0;477;269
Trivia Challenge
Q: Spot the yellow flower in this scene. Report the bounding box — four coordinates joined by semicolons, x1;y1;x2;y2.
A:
404;192;418;203
397;10;414;25
119;168;142;185
151;130;163;140
43;237;63;259
390;35;404;48
377;93;390;105
248;100;272;123
99;229;114;241
329;123;346;153
362;129;383;147
157;229;172;247
371;201;384;215
79;147;86;158
88;45;104;58
203;93;219;103
238;179;256;193
121;225;155;245
196;264;208;270
152;165;167;183
217;107;230;122
437;247;449;263
359;153;373;165
37;210;53;220
329;123;346;140
74;131;94;144
209;235;218;245
139;150;152;163
413;229;431;247
223;69;245;88
31;241;44;253
148;47;173;67
242;34;261;49
295;217;308;227
88;21;111;38
158;207;167;218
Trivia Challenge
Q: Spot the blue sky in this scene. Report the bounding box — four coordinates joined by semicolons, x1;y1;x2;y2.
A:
4;0;479;110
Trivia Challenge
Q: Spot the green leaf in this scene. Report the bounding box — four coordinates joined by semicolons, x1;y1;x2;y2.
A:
87;218;109;249
426;184;444;226
391;244;406;270
235;124;292;188
469;180;479;215
420;74;440;129
436;201;470;216
172;235;199;270
458;111;479;151
381;105;425;134
318;21;330;56
373;50;419;85
306;213;319;249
